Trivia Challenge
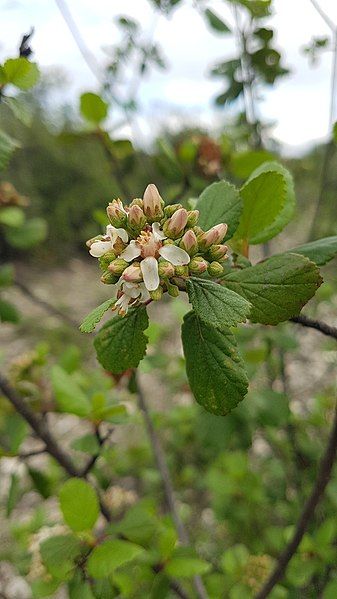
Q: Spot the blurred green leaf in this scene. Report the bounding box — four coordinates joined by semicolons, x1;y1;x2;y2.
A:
5;217;47;248
1;57;39;89
40;534;82;580
0;206;25;227
165;555;211;577
4;96;33;126
287;236;337;266
87;539;144;577
59;478;99;532
51;365;91;417
0;298;20;323
80;92;108;124
204;9;230;33
6;473;20;516
0;264;14;287
230;150;275;179
0;129;20;170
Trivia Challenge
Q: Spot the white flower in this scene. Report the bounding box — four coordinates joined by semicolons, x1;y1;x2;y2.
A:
114;281;150;316
119;223;190;292
89;225;128;258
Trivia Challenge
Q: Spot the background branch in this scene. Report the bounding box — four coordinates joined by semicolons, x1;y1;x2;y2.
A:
290;314;337;340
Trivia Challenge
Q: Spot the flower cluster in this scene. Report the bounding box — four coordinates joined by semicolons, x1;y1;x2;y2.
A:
87;184;229;316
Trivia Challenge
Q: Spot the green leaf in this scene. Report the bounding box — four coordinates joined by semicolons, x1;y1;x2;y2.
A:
40;534;82;580
80;92;108;124
186;277;251;329
2;58;40;89
230;150;275;179
165;557;211;578
94;307;149;374
6;473;20;516
246;161;296;243
59;479;99;532
0;299;20;323
0;206;25;227
0;130;20;170
287;236;337;266
197;181;242;240
4;96;33;126
86;539;144;578
204;9;230;33
51;365;91;417
0;264;14;287
80;298;116;333
71;434;100;455
223;253;322;325
235;170;286;244
181;311;248;415
5;217;47;248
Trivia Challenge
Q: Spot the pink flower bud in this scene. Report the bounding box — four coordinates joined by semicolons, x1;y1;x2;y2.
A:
199;223;228;249
107;199;126;227
189;256;209;274
128;204;146;230
209;244;228;261
122;263;142;283
164;208;188;239
180;230;198;255
143;184;164;220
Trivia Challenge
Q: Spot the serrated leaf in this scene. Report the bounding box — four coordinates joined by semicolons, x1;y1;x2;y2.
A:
59;479;99;532
0;130;20;170
40;534;82;580
235;170;286;244
0;206;25;227
181;311;248;415
5;217;47;248
51;365;91;417
80;298;116;333
94;307;149;374
246;161;295;243
86;539;144;578
204;8;230;33
287;236;337;266
223;253;322;325
186;277;251;329
197;180;242;240
80;92;108;124
2;58;39;90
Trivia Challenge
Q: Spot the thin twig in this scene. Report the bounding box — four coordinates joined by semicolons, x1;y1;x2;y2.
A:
309;0;335;32
15;280;77;327
290;314;337;340
255;401;337;599
135;372;208;599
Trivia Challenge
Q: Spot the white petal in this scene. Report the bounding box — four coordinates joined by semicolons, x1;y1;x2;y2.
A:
139;283;151;302
140;257;160;291
124;283;141;299
120;241;141;262
106;224;128;244
159;245;190;266
152;221;166;241
89;240;112;257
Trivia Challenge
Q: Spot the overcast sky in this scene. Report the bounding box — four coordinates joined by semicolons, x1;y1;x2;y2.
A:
1;0;337;154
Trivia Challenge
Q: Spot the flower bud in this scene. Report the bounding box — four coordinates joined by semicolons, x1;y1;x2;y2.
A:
198;223;228;249
189;256;209;274
186;210;199;227
122;263;142;283
208;261;224;276
175;265;189;277
158;260;175;278
208;244;228;261
143;184;164;221
166;281;179;297
127;205;146;231
108;258;129;275
98;250;117;271
101;271;119;284
107;199;127;227
163;208;188;239
180;230;198;255
86;235;103;248
150;286;163;301
129;198;143;208
164;203;183;217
